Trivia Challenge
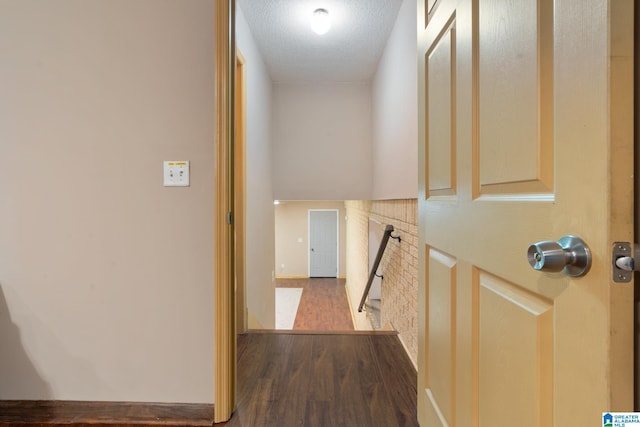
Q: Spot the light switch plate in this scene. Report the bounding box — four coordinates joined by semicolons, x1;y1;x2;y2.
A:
163;161;190;187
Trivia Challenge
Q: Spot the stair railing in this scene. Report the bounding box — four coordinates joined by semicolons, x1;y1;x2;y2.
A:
358;224;401;312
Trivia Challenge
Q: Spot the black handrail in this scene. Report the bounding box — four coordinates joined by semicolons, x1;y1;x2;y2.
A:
358;224;400;312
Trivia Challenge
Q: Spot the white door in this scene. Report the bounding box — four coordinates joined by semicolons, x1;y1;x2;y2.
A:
417;0;634;426
309;210;338;278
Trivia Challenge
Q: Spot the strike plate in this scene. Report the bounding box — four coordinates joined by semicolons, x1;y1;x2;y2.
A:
612;242;633;283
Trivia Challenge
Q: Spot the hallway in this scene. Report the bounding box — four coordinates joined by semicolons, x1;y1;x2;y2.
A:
276;278;354;331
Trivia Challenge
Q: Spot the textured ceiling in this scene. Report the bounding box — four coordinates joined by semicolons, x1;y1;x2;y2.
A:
237;0;403;83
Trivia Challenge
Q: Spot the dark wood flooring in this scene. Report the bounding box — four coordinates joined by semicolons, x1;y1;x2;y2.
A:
218;331;418;427
276;278;354;331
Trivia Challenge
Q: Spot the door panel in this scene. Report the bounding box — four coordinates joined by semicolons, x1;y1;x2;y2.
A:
477;271;553;426
425;248;456;424
417;0;634;426
477;0;554;194
427;18;456;196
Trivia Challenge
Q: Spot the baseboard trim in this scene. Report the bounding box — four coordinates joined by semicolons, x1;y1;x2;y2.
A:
0;400;214;425
275;275;347;280
243;329;398;336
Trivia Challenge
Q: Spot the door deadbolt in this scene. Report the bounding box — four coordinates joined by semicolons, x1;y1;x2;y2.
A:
527;235;591;277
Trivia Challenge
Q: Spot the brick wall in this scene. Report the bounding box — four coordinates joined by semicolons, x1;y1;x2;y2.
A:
345;200;372;331
345;199;418;366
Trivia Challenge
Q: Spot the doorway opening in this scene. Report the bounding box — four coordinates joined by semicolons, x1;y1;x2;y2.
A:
273;201;353;331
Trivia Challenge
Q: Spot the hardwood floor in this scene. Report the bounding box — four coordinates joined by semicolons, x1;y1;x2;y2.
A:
276;278;354;331
219;332;418;427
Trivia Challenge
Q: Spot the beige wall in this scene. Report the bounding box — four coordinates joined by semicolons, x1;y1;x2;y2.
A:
0;0;214;403
236;5;275;329
371;0;418;199
345;200;418;366
272;83;373;201
274;201;346;278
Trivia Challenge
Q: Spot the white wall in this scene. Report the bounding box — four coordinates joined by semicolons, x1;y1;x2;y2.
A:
0;0;214;403
272;83;373;200
371;0;418;199
274;201;347;278
236;6;275;329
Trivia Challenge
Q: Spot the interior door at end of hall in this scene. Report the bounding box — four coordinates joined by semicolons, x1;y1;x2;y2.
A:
309;210;338;278
417;0;634;426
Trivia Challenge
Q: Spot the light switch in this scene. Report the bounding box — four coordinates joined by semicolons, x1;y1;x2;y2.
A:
163;161;190;187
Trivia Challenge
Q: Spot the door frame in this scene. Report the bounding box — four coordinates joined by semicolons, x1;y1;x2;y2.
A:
635;0;639;410
214;0;637;422
235;49;247;335
308;209;339;278
214;0;236;423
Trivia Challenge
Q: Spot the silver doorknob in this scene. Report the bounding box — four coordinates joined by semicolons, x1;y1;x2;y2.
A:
527;235;591;277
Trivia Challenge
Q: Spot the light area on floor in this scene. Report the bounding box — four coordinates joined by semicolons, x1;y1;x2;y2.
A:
275;288;303;329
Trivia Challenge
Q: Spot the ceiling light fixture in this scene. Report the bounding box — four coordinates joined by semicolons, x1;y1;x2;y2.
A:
310;8;331;35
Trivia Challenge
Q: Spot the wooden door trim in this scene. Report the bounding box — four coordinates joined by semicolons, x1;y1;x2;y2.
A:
635;0;640;410
609;0;635;409
214;0;235;423
235;49;247;334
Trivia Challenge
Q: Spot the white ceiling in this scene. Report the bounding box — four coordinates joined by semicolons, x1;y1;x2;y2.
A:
237;0;403;83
